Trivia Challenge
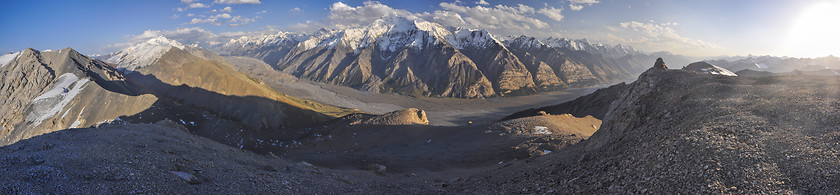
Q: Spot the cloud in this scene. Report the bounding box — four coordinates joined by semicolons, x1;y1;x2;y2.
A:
108;27;272;51
228;15;255;27
180;0;195;3
288;7;301;13
569;0;599;11
435;3;548;33
318;1;551;37
188;3;209;8
170;14;180;19
606;21;723;56
213;0;261;5
189;13;237;26
287;20;324;32
327;1;415;27
221;6;233;12
537;6;563;21
477;0;489;5
256;10;267;14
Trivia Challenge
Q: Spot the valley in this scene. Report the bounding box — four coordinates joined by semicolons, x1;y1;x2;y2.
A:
225;54;616;126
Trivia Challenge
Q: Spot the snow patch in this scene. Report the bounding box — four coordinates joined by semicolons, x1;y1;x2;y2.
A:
700;64;737;76
0;51;20;67
70;120;82;128
25;73;90;127
533;126;552;135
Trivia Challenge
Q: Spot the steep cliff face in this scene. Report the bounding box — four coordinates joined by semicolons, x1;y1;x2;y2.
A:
504;36;636;88
0;48;157;145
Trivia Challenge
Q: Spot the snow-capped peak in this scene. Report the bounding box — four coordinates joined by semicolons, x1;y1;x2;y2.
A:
506;35;545;48
106;36;186;70
296;15;454;52
445;29;505;50
225;31;308;48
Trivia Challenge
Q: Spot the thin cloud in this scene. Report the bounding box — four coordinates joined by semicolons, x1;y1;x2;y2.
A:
569;0;599;11
213;0;261;5
538;6;564;22
610;21;723;56
188;3;209;8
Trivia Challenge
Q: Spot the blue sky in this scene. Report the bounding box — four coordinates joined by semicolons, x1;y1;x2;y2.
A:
1;0;838;58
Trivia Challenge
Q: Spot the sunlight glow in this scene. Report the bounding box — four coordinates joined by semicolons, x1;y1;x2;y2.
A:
787;1;840;58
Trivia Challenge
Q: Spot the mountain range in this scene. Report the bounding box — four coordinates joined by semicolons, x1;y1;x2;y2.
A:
217;16;693;98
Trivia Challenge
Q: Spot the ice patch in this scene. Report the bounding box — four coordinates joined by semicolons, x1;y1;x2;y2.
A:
70;120;82;128
0;51;20;67
533;126;552;135
543;150;552;154
25;73;90;127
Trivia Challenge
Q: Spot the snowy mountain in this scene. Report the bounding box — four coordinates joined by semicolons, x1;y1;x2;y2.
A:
218;16;654;98
706;55;840;73
106;36;186;70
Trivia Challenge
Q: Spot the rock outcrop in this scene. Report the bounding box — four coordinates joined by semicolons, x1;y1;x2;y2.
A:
343;108;429;126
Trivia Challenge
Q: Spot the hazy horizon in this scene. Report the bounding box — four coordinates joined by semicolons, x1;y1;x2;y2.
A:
1;0;838;58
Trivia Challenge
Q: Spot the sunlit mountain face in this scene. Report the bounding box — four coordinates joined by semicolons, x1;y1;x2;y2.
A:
2;1;840;194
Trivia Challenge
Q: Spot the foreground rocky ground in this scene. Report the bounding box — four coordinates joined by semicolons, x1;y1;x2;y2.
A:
3;62;840;193
448;65;840;193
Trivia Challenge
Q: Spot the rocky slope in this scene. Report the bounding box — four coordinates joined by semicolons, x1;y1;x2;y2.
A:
0;48;158;146
449;59;840;193
0;122;399;194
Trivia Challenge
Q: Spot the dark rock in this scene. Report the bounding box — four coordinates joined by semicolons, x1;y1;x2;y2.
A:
654;58;668;70
366;164;387;175
169;171;199;184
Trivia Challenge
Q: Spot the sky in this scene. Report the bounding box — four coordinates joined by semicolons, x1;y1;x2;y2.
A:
1;0;839;58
